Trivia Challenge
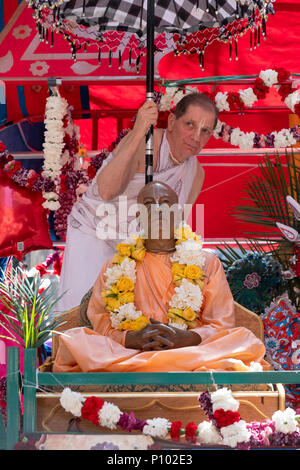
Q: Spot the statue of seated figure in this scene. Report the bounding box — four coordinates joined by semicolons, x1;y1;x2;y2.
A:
53;181;269;373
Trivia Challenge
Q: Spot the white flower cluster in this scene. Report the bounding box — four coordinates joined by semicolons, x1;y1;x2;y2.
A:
169;278;203;312
259;69;279;87
143;417;171;439
230;127;256;149
42;94;69;210
272;408;299;434
272;128;297;148
171;239;205;268
211;387;240;413
110;302;143;328
284;89;300;113
104;256;144;328
105;257;136;288
98;402;122;430
59;387;84;417
239;87;258;107
197;421;222;445
42;190;60;211
159;87;185;111
215;91;230;112
220;420;251;448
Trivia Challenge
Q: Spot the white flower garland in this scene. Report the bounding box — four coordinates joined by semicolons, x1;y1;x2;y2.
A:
42;93;68;210
102;224;206;331
159;68;300;150
59;385;300;448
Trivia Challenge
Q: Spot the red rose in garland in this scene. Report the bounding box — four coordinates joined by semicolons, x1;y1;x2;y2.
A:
170;420;182;440
253;78;268;100
213;408;240;428
81;396;104;425
185;421;198;442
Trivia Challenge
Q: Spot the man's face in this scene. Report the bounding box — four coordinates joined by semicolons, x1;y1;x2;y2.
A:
167;104;216;163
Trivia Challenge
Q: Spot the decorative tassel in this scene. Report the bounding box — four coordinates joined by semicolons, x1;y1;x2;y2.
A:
262;16;267;39
136;53;141;73
109;49;112;67
235;0;240;18
206;0;209;13
229;41;232;61
254;28;257;49
129;48;132;66
51;29;54;47
98;47;101;65
201;51;204;71
250;30;252;51
235;39;238;60
82;0;86;17
257;26;260;47
118;50;122;69
84;42;87;53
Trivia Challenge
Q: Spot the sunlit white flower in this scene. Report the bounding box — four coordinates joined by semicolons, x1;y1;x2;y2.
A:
211;387;240;412
213;119;223;137
272;408;299;434
215;92;230;112
169;278;203;311
259;69;278;87
284;90;300;112
143;418;170;439
98;402;122;430
105;258;136;288
60;387;84;417
171;239;205;267
239;87;258;107
197;421;222;444
220;420;251;447
273;129;296;148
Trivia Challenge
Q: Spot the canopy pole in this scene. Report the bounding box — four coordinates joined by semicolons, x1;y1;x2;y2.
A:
145;0;155;184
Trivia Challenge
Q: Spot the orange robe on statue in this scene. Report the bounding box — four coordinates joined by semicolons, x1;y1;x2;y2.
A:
53;251;269;372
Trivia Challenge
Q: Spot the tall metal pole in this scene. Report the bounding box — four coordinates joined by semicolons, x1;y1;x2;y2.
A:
145;0;155;184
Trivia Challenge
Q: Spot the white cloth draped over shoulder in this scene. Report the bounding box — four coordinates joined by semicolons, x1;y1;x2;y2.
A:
56;131;198;314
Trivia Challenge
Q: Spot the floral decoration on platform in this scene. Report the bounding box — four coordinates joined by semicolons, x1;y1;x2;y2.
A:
101;224;206;331
159;68;300;149
59;385;300;449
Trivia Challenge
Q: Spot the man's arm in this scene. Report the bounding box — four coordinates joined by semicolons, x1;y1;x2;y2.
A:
97;101;158;201
185;160;205;207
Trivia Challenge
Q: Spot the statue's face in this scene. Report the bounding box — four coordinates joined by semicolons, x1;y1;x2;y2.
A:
137;182;181;241
167;104;215;162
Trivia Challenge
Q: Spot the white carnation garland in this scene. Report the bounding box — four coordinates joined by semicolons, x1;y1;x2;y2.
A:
159;68;300;150
59;384;300;448
42;93;69;210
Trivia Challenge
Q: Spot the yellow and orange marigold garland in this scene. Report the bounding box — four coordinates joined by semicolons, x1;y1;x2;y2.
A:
102;224;206;331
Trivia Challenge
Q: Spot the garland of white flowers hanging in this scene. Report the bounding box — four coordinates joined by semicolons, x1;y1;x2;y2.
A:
42;93;69;210
159;68;300;150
